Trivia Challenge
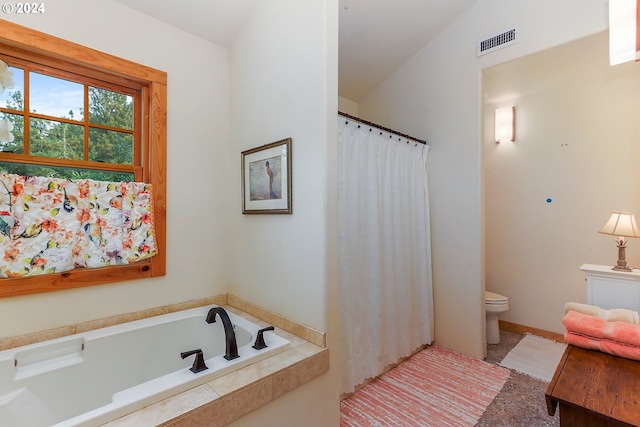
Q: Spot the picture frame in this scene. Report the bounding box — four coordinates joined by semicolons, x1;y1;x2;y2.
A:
241;137;292;214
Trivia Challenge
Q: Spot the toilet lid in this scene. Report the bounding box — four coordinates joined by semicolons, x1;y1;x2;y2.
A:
485;291;508;303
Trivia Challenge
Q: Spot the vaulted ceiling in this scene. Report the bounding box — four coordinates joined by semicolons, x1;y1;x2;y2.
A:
114;0;477;101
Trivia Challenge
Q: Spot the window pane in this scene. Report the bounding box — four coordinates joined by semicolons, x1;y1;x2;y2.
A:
30;118;84;160
0;66;24;112
0;112;23;154
0;162;134;181
30;72;83;120
89;128;133;164
89;87;133;130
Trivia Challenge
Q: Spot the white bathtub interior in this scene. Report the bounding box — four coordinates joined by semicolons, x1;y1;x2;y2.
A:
0;305;290;427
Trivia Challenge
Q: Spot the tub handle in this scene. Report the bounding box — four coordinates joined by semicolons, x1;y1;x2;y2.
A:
252;326;275;350
180;349;208;373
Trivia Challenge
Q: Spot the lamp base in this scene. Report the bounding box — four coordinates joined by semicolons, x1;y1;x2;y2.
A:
613;240;633;272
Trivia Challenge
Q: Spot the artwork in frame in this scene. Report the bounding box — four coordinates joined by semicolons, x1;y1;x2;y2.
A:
241;137;292;214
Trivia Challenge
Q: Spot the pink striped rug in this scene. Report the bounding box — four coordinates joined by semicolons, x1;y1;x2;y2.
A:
340;345;510;427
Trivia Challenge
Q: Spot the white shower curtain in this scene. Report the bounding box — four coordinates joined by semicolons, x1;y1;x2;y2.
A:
338;116;434;395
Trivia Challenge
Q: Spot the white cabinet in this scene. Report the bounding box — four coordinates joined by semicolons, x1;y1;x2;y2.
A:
581;264;640;311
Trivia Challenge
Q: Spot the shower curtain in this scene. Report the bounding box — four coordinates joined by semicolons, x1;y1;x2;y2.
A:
338;116;434;395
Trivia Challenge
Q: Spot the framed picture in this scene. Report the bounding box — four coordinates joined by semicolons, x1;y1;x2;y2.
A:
241;137;292;214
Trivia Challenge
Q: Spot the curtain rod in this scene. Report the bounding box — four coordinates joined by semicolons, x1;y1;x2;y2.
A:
338;111;427;145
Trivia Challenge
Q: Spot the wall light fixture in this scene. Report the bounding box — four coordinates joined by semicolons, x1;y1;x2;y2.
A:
494;106;514;143
609;0;640;65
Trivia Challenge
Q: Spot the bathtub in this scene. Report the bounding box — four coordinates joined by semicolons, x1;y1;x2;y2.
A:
0;304;290;427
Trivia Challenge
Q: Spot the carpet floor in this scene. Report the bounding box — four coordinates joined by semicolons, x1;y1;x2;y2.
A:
340;345;510;427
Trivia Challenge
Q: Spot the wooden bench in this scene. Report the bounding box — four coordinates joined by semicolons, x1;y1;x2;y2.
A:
545;344;640;427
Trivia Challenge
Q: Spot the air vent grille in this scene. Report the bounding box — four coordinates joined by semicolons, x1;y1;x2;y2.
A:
477;27;518;56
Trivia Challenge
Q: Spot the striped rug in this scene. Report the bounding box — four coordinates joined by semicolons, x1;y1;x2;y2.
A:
340;345;510;427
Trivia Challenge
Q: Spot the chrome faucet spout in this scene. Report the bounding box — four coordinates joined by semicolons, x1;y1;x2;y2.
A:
206;307;239;360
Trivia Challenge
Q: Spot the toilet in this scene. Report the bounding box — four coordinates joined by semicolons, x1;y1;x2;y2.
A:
485;291;509;345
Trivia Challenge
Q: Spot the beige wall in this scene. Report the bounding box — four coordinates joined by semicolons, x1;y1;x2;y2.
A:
355;0;608;358
1;0;340;425
0;0;233;337
338;96;359;116
484;31;640;333
228;0;334;332
227;0;340;424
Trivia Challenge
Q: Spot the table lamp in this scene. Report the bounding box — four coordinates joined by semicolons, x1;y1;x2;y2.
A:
599;211;640;271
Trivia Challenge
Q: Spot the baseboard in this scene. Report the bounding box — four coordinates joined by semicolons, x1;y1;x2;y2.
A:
499;320;565;343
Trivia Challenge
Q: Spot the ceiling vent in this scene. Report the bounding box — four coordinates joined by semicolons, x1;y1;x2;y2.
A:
477;27;519;56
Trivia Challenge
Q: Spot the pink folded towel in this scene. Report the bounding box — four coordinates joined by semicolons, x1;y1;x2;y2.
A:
562;310;640;348
564;302;640;324
564;331;640;361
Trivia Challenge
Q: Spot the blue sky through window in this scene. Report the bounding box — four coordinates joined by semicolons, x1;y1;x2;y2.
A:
0;67;84;120
30;72;83;120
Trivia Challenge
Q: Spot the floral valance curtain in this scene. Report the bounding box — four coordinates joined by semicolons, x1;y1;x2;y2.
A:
0;174;156;278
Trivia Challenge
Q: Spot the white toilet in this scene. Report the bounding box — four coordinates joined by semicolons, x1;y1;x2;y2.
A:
485;291;509;345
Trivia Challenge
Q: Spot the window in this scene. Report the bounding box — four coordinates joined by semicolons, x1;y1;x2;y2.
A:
0;20;167;297
0;59;139;181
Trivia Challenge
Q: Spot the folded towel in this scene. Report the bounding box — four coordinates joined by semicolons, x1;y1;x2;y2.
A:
564;302;640;324
564;331;640;361
562;310;640;348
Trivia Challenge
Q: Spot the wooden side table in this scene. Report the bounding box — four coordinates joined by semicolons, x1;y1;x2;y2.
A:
546;344;640;427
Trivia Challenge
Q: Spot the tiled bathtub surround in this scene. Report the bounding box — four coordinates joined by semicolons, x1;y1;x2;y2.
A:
227;294;326;348
108;307;328;427
0;294;329;426
0;294;228;351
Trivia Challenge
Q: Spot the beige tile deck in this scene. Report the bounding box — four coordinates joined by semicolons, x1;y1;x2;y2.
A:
0;293;329;427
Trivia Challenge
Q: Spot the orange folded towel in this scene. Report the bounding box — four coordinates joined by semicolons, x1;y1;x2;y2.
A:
564;331;640;361
562;310;640;348
564;302;640;324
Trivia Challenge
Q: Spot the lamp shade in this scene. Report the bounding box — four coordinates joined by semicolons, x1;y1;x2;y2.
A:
599;211;640;238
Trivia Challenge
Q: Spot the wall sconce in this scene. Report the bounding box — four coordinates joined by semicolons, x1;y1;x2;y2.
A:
495;106;515;143
599;211;640;271
609;0;640;65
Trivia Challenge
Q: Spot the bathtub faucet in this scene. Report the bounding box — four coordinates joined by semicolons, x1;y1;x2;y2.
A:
252;326;275;350
181;349;208;373
205;307;240;360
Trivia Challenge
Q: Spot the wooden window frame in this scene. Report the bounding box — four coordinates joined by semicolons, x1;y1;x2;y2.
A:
0;53;143;177
0;19;166;297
